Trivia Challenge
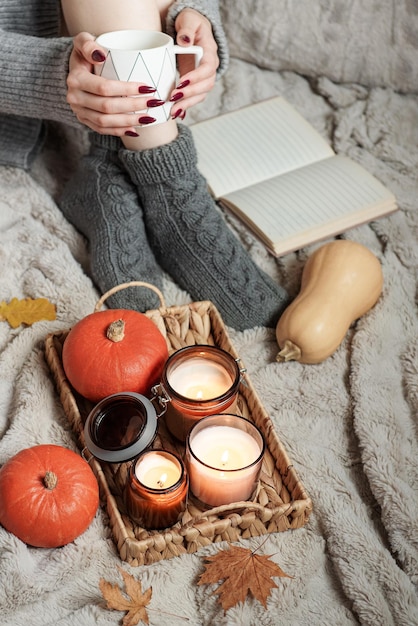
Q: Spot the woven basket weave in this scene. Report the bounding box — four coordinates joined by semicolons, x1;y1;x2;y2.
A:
44;282;312;566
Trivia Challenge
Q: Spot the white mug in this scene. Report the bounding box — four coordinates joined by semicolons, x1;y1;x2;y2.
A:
94;30;203;126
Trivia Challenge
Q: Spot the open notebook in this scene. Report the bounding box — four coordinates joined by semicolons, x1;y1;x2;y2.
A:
191;97;397;256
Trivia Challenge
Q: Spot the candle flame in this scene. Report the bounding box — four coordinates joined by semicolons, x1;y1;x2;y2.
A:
157;473;167;488
196;390;203;400
221;450;229;467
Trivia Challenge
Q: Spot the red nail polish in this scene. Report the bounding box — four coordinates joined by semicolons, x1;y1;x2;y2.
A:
180;35;191;44
180;111;187;120
172;108;183;120
169;92;183;102
138;116;156;125
125;130;139;137
176;79;190;90
147;99;165;107
138;86;157;94
92;50;106;62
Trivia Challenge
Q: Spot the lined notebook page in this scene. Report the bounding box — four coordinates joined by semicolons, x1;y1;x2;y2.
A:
222;155;396;256
191;97;334;198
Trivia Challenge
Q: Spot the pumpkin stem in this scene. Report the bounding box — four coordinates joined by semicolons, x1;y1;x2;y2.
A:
276;339;302;363
43;471;58;490
106;319;125;343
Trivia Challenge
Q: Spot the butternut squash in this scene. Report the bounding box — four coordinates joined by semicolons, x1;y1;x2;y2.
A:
276;240;383;364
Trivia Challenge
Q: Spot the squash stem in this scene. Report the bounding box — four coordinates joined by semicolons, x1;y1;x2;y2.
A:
106;319;125;343
276;340;302;362
43;471;58;490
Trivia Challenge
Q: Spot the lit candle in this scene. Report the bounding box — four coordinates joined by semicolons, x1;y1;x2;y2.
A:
135;451;181;488
186;414;265;507
125;450;188;530
168;358;232;399
156;346;242;442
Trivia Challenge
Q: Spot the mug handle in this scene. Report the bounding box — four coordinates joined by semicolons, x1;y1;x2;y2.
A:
173;45;203;67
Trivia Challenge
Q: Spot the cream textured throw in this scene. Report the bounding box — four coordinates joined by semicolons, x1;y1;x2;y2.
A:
1;2;418;624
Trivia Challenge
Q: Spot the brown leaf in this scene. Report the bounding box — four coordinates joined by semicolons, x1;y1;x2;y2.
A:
0;297;56;328
198;544;292;611
99;566;152;626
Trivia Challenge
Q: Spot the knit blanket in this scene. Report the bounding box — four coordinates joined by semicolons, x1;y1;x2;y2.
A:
1;6;418;625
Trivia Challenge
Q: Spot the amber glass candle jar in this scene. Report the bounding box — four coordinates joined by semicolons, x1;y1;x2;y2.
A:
125;450;188;530
153;345;243;442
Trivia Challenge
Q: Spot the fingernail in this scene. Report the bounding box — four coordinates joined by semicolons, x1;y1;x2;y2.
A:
169;92;183;102
147;99;165;107
180;35;191;43
138;85;156;94
125;130;139;137
176;79;190;89
92;50;106;62
180;111;187;120
138;115;156;125
172;108;183;120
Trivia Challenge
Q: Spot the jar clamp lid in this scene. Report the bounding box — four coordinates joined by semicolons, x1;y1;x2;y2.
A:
84;392;158;463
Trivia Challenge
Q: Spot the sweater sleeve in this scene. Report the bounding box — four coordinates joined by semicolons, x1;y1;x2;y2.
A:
0;29;79;127
165;0;229;78
0;1;228;125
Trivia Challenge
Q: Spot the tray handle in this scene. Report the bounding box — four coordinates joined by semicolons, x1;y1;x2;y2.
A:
94;281;166;312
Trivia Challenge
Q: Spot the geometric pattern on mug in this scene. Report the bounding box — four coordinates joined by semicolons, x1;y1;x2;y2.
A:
99;49;176;123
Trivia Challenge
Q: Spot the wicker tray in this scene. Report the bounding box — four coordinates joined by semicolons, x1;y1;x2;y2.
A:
44;283;312;566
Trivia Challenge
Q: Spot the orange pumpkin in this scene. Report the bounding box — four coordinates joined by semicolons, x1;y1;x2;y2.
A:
62;309;169;402
0;445;99;548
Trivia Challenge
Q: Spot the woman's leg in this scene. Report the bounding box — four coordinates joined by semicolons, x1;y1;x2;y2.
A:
62;0;172;35
61;0;289;327
119;125;290;330
60;133;164;311
60;0;175;310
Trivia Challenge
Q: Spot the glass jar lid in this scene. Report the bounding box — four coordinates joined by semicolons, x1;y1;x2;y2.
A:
84;392;158;463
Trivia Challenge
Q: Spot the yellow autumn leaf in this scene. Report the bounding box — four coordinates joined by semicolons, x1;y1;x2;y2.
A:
0;297;56;328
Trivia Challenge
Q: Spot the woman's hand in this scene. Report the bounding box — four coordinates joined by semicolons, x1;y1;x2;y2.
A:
66;16;220;134
169;8;220;119
66;32;153;136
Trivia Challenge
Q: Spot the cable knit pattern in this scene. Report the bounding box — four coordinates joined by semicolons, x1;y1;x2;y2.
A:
119;125;289;330
60;133;163;311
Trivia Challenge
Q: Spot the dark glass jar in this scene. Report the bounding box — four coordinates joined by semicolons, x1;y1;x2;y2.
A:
83;392;158;463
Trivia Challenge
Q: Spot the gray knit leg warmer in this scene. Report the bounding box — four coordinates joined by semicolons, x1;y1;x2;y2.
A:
119;124;289;330
59;133;163;311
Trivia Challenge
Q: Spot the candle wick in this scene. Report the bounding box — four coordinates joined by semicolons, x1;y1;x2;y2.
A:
157;472;167;488
221;450;229;467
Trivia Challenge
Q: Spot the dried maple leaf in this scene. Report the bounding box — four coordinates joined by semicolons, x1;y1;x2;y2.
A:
99;566;152;626
198;544;292;611
0;297;56;328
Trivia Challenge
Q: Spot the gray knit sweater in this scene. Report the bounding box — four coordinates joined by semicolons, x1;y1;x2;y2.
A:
0;0;228;170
